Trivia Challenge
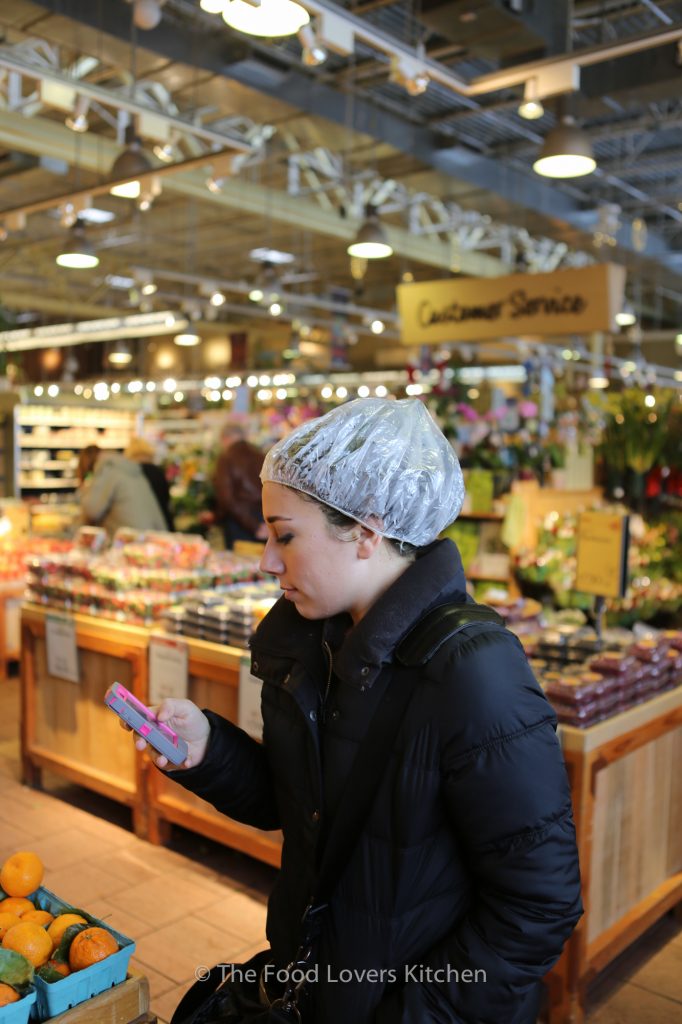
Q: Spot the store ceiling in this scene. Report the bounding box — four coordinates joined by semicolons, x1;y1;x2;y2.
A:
1;0;682;375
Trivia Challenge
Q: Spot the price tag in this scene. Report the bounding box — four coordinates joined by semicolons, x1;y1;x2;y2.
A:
46;614;79;683
575;511;630;599
238;656;263;741
148;635;189;704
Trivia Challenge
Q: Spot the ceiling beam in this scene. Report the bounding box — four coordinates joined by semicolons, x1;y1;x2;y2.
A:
0;108;504;277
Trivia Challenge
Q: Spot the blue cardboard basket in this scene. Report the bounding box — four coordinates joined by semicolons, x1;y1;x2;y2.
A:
30;887;135;1022
0;989;36;1024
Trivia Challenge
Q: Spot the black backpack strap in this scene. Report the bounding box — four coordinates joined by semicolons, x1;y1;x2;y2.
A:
396;602;506;667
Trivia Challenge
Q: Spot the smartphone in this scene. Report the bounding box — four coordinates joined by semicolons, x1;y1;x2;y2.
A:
104;682;189;766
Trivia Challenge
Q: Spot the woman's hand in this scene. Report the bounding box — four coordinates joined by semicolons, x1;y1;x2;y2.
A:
122;698;211;771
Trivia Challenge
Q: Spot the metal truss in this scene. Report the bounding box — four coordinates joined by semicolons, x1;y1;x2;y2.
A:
287;146;590;273
0;38;274;159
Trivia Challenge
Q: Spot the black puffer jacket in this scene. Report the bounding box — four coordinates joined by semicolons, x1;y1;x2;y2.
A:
174;540;582;1023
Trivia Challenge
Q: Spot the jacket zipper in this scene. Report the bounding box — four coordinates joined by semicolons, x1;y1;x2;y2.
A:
319;640;333;725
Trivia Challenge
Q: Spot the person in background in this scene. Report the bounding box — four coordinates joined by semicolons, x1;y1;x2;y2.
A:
134;399;582;1024
124;436;175;532
212;420;268;548
77;444;167;536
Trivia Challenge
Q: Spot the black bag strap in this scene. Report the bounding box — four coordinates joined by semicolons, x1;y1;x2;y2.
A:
305;601;505;921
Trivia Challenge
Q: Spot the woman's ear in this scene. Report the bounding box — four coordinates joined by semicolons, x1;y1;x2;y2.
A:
356;525;383;560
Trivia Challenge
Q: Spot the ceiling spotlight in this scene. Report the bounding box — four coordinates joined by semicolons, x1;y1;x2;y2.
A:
153;141;176;163
55;220;99;269
615;299;637;327
533;115;596;178
174;332;201;347
110;124;153;194
141;281;157;296
249;287;264;302
65;95;90;133
210;290;226;306
206;175;226;194
347;208;393;259
222;0;309;38
200;0;225;11
370;319;385;335
298;24;328;66
518;79;544;120
389;54;429;97
132;0;165;31
269;302;283;316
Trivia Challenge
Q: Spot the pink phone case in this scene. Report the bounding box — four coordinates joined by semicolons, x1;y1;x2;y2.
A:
104;682;188;765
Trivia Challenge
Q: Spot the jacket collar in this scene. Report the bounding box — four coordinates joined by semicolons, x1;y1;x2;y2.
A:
251;539;467;690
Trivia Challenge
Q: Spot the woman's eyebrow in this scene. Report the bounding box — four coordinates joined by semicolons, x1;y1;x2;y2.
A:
265;515;293;524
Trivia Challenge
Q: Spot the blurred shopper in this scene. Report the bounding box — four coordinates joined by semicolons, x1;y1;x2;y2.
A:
212;421;267;548
125;436;175;532
77;444;166;536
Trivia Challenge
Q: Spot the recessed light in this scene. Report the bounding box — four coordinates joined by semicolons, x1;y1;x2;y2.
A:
249;247;295;265
78;208;116;224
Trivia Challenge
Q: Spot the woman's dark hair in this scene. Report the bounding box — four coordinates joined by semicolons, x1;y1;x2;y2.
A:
77;444;100;483
298;490;417;560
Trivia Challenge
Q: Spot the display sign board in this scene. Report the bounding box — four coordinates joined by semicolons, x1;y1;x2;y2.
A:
575;511;630;599
46;613;79;683
396;263;626;345
239;656;263;741
148;635;189;704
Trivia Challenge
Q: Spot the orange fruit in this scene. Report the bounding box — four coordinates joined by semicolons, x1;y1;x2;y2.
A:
45;958;71;978
22;909;54;927
0;897;34;918
47;914;88;947
0;852;43;898
0;982;20;1007
0;912;20;939
68;927;118;972
1;920;53;967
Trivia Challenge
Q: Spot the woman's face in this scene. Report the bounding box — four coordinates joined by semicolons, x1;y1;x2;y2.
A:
260;482;371;621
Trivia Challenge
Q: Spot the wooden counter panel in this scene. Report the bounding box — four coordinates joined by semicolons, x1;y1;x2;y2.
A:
588;727;682;944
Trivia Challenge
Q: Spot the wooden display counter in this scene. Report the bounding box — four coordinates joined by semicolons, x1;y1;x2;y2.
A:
0;579;24;682
547;686;682;1023
20;604;150;837
144;632;282;868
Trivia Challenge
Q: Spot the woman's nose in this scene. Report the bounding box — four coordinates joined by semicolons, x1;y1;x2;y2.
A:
260;539;283;577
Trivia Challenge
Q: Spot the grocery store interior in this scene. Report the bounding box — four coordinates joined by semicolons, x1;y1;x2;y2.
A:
0;0;681;1023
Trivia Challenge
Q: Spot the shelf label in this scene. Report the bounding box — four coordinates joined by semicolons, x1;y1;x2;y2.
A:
575;511;630;599
148;635;189;704
46;614;79;683
238;656;263;741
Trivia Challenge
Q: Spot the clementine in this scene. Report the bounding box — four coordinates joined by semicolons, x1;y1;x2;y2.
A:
45;958;71;978
1;920;53;967
21;909;54;927
47;913;88;948
0;852;44;898
0;982;20;1007
68;927;118;971
0;898;34;918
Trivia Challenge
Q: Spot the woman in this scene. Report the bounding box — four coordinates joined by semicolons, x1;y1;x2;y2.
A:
143;398;582;1024
124;436;175;532
77;444;167;536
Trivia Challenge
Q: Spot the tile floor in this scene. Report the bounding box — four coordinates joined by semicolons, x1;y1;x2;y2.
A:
1;671;680;1023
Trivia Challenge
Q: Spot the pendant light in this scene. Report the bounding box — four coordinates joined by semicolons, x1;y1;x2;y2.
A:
56;221;99;269
222;0;309;38
110;125;153;197
533;115;596;179
347;208;393;260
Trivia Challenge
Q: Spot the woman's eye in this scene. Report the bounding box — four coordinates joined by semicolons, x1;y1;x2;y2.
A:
277;533;294;546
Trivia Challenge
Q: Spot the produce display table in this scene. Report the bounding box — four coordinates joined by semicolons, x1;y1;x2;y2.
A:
144;632;282;867
20;603;150;837
547;686;682;1023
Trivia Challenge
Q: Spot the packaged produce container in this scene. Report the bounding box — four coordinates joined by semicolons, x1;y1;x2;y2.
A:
0;989;36;1024
31;887;135;1021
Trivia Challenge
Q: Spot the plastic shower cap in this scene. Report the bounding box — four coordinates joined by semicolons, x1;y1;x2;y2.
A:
261;398;465;546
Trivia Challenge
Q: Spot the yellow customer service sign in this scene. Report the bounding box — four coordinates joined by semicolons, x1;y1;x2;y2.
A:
397;263;626;345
